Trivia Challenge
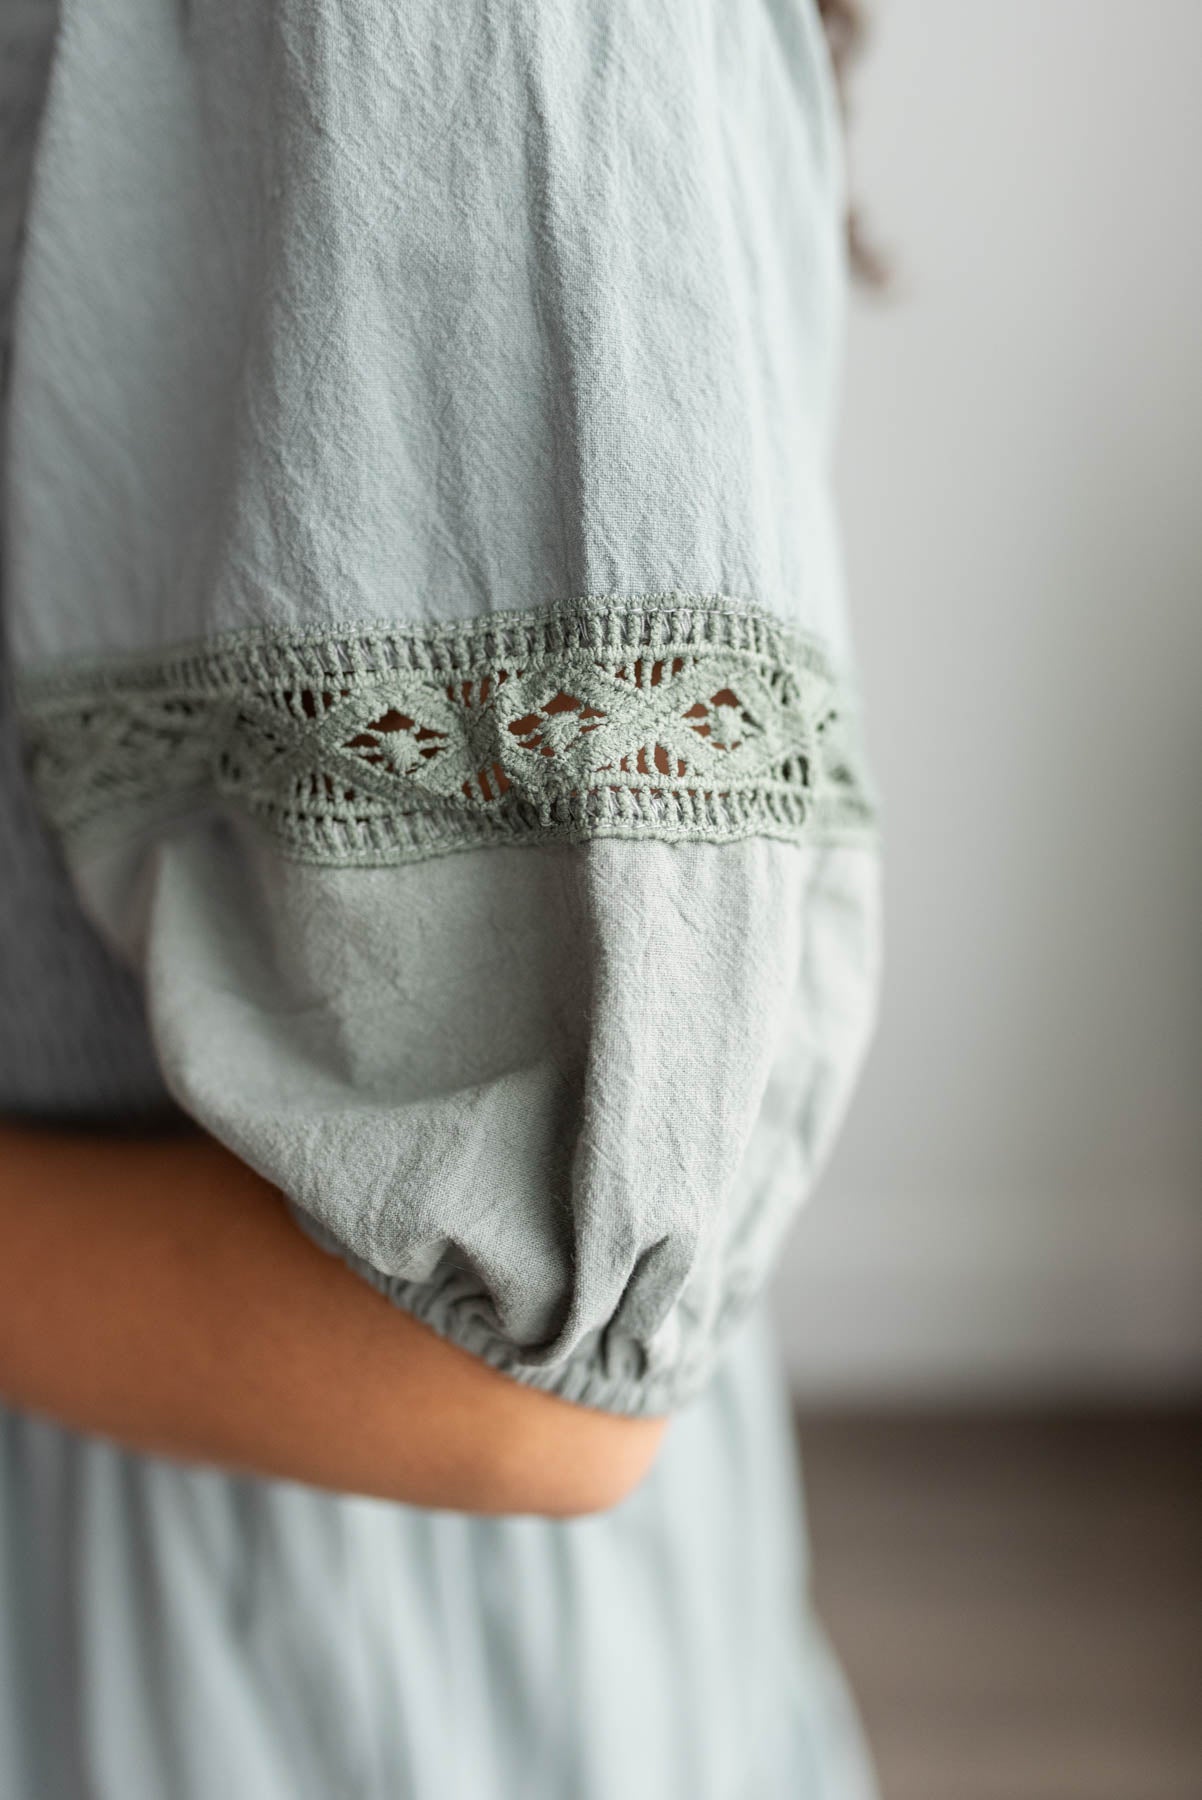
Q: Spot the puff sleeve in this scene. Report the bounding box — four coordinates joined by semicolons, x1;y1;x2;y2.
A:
5;0;881;1413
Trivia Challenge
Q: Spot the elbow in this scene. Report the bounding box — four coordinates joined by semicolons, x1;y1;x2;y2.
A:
347;1303;672;1518
467;1404;669;1521
532;1415;669;1519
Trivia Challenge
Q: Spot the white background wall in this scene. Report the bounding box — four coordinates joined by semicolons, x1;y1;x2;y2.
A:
774;0;1202;1400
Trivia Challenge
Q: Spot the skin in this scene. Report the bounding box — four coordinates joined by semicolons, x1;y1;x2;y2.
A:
0;1121;666;1517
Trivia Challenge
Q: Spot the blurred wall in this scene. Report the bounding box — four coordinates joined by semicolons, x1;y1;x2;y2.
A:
775;0;1202;1400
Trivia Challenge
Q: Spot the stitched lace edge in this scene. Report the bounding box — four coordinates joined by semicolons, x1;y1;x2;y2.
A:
16;594;879;865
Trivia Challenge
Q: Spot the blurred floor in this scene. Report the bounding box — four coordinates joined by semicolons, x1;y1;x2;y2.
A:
797;1411;1202;1800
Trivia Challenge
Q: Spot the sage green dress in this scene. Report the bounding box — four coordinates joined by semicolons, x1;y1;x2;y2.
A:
0;1;883;1794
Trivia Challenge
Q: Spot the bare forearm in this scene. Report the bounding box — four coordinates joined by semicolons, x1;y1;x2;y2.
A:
0;1122;663;1515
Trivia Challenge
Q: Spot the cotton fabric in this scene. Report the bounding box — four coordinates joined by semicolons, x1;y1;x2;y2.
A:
0;0;883;1792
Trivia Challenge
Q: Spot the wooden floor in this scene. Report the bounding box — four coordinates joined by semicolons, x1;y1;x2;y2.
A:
797;1411;1202;1800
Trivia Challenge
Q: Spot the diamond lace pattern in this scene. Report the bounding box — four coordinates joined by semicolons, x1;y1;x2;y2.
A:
17;599;876;864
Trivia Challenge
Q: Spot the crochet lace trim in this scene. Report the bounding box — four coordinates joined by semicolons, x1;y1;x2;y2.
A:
16;597;877;864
